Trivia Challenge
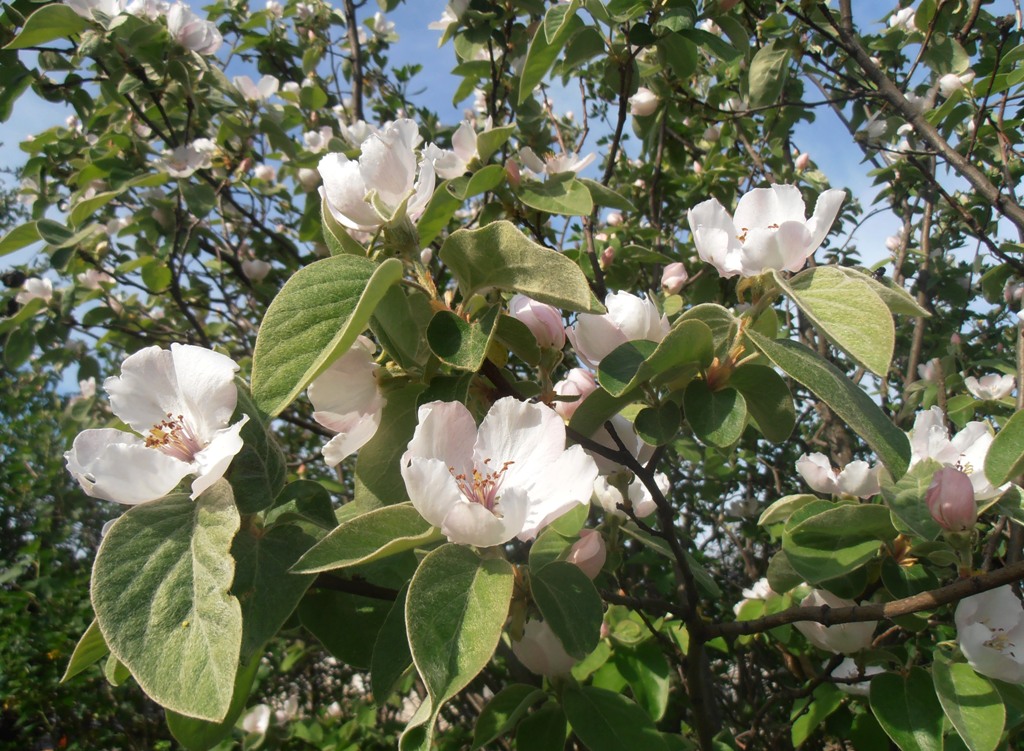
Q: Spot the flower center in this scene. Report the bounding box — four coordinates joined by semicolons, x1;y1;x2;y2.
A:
450;458;514;514
984;630;1019;659
145;412;204;463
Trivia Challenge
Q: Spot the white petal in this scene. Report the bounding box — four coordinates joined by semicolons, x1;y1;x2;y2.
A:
733;185;806;231
320;412;381;467
167;343;240;438
805;189;847;252
566;312;629;368
65;429;190;505
475;399;564;489
402;456;466;530
405;401;477;472
796;452;839;495
835;461;880;498
308;341;382;419
318;154;381;231
518;445;597;540
359;127;418;206
441;486;526;547
452;120;478;163
190;416;248;498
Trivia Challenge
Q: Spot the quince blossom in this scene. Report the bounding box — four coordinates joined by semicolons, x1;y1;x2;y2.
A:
424;118;491;179
795;589;876;655
518;147;596;178
661;262;688;295
964;373;1015;401
65;0;125;23
508;294;564;350
956;586;1024;683
16;278;53;304
687;184;846;279
566;290;668;369
552;367;597;421
64;344;248;505
629;87;659;116
307;336;385;466
400;397;598;547
160;138;217;178
512;619;576;678
319;118;436;232
167;2;223;55
796;452;880;498
908;406;1008;500
234;74;279;103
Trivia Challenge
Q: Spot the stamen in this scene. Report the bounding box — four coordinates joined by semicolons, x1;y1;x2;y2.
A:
145;412;204;462
449;459;515;514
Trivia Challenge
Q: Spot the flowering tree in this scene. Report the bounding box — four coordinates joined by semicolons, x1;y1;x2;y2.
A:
2;1;1024;750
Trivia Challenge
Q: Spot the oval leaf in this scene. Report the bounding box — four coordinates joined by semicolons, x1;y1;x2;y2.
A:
985;409;1024;487
561;685;667;751
933;653;1005;751
870;668;945;751
531;561;603;660
4;4;88;49
683;381;748;447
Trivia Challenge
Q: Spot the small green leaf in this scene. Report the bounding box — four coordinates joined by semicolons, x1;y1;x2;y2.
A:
728;363;795;443
870;668;945;751
447;164;506;200
0;222;40;257
758;494;819;527
252;255;402;416
746;330;911;478
985;409;1024;486
4;4;88;49
561;685;667;751
579;178;636;211
775;266;895;376
613;641;670;721
474;684;547;748
475;124;516;163
783;503;897;586
530;562;603;660
683;381;747;447
61;620;109;683
91;482;242;722
933;653;1005;751
516;702;568;751
791;684;844;749
406;545;514;747
370;285;433;369
543;0;578;42
439;221;602;313
634;403;681;446
748;40;792;107
519;9;583;105
597;320;714;397
881;459;944;541
293;505;441;573
519;174;594;216
427;306;501;371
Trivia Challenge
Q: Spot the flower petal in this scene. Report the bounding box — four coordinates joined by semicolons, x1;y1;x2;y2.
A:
517;444;596;540
65;429;190;505
441;485;527;547
402;456;466;530
190;416;248;498
320;411;382;467
318;154;381;231
805;188;847;252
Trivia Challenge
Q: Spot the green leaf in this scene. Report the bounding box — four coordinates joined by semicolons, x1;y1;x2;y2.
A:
783;503;897;585
370;285;433;369
579;178;636;211
300;589;393;670
597;320;714;397
321;196;368;256
227;384;287;514
567;386;638;438
728;364;795;443
613;641;670;722
439;221;602;313
634;402;681;446
527;527;574;571
678;303;737;358
426;306;501;371
933;653;1005;751
165;651;261;751
748;40;792;107
293;505;441;574
758;494;819;527
766;549;804;593
791;684;844;748
519;174;595;216
251;255;402;416
518;9;583;105
417;180;463;247
4;4;88;49
495;314;542;366
516;702;568;751
985;409;1024;486
745;329;911;478
775;266;895;376
61;620;109;683
683;381;748;447
406;545;514;747
531;562;603;660
447;164;506;200
91;483;242;722
231;523;316;659
881;459;944;541
355;383;426;507
474;684;547;748
544;0;578;42
475;124;516;163
836;267;929;317
870;668;945;751
0;222;40;257
371;584;412;702
267;480;336;531
561;685;667;751
658;34;699;78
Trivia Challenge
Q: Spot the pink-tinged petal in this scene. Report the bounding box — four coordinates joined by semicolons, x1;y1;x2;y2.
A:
318;154;381;231
65;429;190;505
605;291;668;343
442;485;527;547
805;188;847;252
739;222;812;277
359;128;418;204
406;401;477;472
835;460;880;498
796;452;839;495
104;346;179;434
406;158;437;223
517;444;597;540
452;121;477;163
190;416;248;498
733;185;806;230
402;457;465;530
566;312;629;368
320;412;381;467
167;343;239;437
476;399;565;487
512;619;576;677
308;338;382;419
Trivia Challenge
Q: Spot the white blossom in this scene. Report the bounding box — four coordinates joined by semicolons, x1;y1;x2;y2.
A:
64;0;125;24
16;278;53;304
566;291;669;369
908;406;1009;500
628;87;659;117
518;147;596;178
796;452;880;498
964;373;1015;401
512;619;576;677
234;74;279;102
956;586;1024;683
794;590;876;654
167;2;223;55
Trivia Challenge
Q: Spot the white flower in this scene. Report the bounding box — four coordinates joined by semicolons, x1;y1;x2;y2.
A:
297;167;321;191
241;259;272;282
830;658;883;697
241;704;271;736
274;695;299;725
512;619;576;677
889;6;917;32
733;576;775;615
253;163;277;182
167;2;222;55
964;374;1015;401
629;87;659;117
319;118;436;232
908;406;1008;500
428;0;468;32
795;152;811;171
518;147;596;178
307;336;385;466
794;590;876;654
76;269;114;290
938;70;975;98
566;290;669;368
508;294;565;349
401;397;598;547
303;126;334;153
234;74;279;102
552;367;597;421
885;234;902;252
566;529;606;579
16;278;53;304
339;120;378;147
796;453;880;498
956;586;1024;683
264;0;282;17
160;138;217;178
593;471;668;519
918;357;941;382
424;118;489;179
661;262;688;295
79;377;97;399
725;497;759;518
687;184;846;279
64;344;248;505
125;0;166;20
65;0;125;24
369;11;395;37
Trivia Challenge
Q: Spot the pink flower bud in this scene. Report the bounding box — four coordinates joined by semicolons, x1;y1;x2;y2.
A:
505;158;521;190
795;152;811;171
242;258;272;282
420;248;433;266
606;211;623;227
951;333;962;346
297;168;321;191
693;161;703;174
927;467;978;532
600;247;615;269
552;368;597;420
508;294;565;349
566;529;606;579
661;262;688;295
511;619;576;677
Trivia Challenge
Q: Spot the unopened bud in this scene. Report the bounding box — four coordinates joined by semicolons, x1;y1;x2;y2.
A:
927;467;977;532
661;262;688;295
565;529;606;579
509;294;565;349
600;247;614;269
420;248;433;266
505;159;521;190
795;152;810;171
